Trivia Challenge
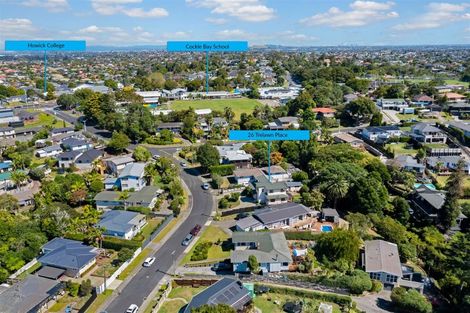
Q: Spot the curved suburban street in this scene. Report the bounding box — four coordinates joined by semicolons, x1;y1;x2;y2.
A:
105;147;214;312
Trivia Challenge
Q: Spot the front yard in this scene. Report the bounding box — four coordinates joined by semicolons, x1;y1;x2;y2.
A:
385;142;418;156
180;225;231;265
253;292;342;313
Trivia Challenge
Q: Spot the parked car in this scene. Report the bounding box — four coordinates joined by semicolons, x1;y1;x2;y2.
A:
126;304;139;313
152;154;160;160
202;183;210;190
190;224;201;236
143;257;156;267
180;162;187;167
182;234;193;246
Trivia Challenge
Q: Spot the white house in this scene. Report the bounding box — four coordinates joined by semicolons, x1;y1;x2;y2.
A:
97;210;147;240
35;145;63;158
118;162;146;191
105;155;135;175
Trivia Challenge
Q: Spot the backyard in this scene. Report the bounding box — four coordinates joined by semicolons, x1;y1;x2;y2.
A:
253;292;341;313
385;142;418;156
168;98;261;119
180;225;231;265
24;112;68;128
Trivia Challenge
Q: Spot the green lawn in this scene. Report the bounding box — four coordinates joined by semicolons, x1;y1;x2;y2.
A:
386;143;418;156
168;98;261;120
24;112;68;129
180;225;231;265
85;289;113;313
140;218;164;239
253;293;341;313
16;261;42;280
168;286;206;302
424;143;449;149
157;299;186;313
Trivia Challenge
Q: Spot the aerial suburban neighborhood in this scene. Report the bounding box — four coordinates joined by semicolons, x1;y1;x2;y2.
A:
0;1;469;313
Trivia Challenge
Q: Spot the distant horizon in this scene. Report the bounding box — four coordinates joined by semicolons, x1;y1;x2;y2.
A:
1;1;469;47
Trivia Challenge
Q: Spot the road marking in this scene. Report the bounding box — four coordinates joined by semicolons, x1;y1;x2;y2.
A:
171;250;175;255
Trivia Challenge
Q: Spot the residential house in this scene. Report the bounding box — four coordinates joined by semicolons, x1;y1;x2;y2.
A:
410;185;446;224
212;117;228;128
38;238;98;278
444;92;467;104
97;210;147;240
344;93;358;104
0;126;15;139
334;132;364;148
156;122;183;133
435;85;466;93
411;123;447;144
105;155;135;175
412;95;433;107
57;150;82;169
60;137;93;152
387;155;425;174
361;126;401;143
135;91;162;105
35;145;63;158
268;117;300;130
183;278;252;313
362;240;402;285
0;275;63;313
74;149;104;171
448;121;470;137
217;144;253;169
448;103;470;116
0;160;13;173
50;127;74;137
321;208;340;223
236;202;316;231
426;156;470;175
231;231;292;273
94;186;160;210
313;107;336;119
233;168;263;186
253;175;288;204
261;165;290;182
377;98;408;111
117;162;146;191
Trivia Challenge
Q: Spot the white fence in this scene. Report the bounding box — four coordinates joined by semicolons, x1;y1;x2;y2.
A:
9;258;38;280
95;247;142;294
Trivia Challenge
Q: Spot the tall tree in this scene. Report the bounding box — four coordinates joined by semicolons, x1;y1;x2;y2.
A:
196;143;220;173
439;159;465;231
321;176;349;209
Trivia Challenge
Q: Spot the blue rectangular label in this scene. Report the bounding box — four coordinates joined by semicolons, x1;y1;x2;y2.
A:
167;41;248;52
229;130;310;141
5;40;86;51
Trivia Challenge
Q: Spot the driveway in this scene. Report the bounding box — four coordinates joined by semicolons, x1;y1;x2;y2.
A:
353;290;394;313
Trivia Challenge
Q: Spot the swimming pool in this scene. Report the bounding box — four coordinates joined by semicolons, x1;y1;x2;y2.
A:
321;225;333;232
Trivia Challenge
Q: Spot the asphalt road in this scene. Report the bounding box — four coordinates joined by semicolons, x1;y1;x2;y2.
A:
105;147;214;313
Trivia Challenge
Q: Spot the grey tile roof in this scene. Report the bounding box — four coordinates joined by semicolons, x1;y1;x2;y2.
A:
76;149;103;163
40;145;62;153
61;137;89;148
51;127;74;134
253;175;288;190
364;240;403;277
97;210;145;234
322;208;339;217
414;185;446;210
412;122;441;134
183;278;251;313
0;275;62;313
106;155;134;166
94;191;121;202
254;203;314;225
231;231;292;264
126;186;160;203
236;215;263;230
39;238;98;271
448;121;470;132
57;150;81;160
118;162;146;178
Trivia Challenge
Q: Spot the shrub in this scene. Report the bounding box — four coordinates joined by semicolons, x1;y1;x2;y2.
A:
218;198;229;209
102;236;141;250
78;279;92;297
391;287;432;313
338;270;372;294
66;280;79;297
371;279;383;293
209;164;235;176
284;231;322;241
190;241;212;261
229;192;240;202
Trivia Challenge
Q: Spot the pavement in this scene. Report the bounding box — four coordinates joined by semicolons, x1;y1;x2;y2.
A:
104;147;215;313
352;290;394;313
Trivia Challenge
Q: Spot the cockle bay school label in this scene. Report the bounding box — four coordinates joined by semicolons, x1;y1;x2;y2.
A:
5;40;86;51
167;41;248;52
229;130;310;141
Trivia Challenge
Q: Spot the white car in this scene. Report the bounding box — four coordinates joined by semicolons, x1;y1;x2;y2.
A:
202;183;210;190
143;257;156;267
126;304;139;313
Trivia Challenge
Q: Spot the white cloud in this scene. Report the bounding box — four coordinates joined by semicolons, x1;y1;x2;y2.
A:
205;17;227;24
162;31;190;39
0;18;38;40
301;1;398;27
278;31;317;43
187;0;275;22
91;0;168;18
22;0;69;12
216;29;249;38
393;2;470;30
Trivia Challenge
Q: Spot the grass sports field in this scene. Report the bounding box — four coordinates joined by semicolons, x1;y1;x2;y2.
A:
168;97;261;119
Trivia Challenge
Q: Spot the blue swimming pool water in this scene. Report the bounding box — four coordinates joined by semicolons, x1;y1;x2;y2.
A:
321;225;333;232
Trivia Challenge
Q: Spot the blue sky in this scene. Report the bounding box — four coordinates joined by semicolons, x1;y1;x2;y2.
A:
1;0;469;47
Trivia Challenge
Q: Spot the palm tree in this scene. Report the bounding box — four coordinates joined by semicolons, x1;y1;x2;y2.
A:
11;171;28;190
144;163;157;185
322;177;349;210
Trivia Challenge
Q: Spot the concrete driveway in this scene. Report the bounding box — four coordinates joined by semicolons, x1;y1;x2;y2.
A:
353;290;394;313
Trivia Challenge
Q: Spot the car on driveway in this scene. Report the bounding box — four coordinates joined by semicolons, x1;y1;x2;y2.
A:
182;234;193;246
180;162;187;167
152;154;160;160
143;257;156;267
202;183;210;190
126;304;139;313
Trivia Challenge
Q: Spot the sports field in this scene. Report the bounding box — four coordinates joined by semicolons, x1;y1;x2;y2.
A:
168;97;261;119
